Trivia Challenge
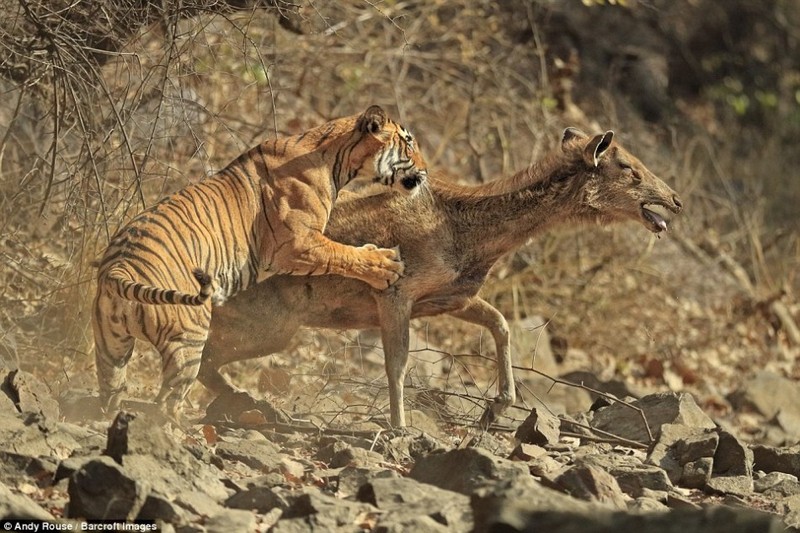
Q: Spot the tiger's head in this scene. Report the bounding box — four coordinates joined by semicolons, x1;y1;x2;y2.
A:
346;105;428;196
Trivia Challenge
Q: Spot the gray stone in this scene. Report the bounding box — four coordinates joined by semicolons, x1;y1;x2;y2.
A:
204;508;257;533
514;407;561;446
783;494;800;529
136;493;187;522
681;457;714;489
560;370;636;402
67;456;149;520
510;442;548;461
752;444;800;477
379;431;443;462
281;487;377;528
754;471;799;493
472;504;784;532
124;453;230;503
0;410;83;460
224;486;289;513
591;392;715;444
0;480;54;520
5;369;60;422
375;515;451;532
646;423;718;487
409;447;530;495
555;464;627;509
215;439;284;472
175;490;225;518
579;453;673;497
328;445;384;469
627;497;669;513
729;371;800;420
357;477;471;532
470;482;599;531
706;430;753;496
336;466;400;498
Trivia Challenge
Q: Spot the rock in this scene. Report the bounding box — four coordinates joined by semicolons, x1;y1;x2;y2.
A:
754;471;799;493
729;371;800;420
224;486;289;513
511;316;559;375
123;453;230;504
0;450;57;487
336;466;400;498
560;370;637;402
67;456;149;520
706;430;753;496
374;515;452;532
628;496;670;513
783;494;800;529
0;410;83;460
646;423;719;487
215;439;284;472
281;488;377;529
0;480;55;520
590;392;715;444
752;444;800;477
555;464;628;509
514;407;561;446
175;490;225;518
204;508;257;533
204;390;290;425
103;411;136;464
328;445;384;469
578;453;673;498
681;457;714;489
357;477;472;532
379;431;443;462
470;482;598;531
510;442;548;461
473;503;784;532
5;369;60;422
136;492;187;522
409;447;530;495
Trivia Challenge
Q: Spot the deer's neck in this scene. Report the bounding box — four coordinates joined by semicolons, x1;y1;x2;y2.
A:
441;153;584;264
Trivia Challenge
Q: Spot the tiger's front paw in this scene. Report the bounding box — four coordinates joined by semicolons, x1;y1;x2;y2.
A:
358;244;405;289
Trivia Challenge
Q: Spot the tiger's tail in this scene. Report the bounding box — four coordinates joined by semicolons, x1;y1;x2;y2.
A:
105;266;213;306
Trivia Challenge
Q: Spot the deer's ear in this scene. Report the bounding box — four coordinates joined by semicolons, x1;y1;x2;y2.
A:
562;127;586;149
583;130;614;167
358;105;387;134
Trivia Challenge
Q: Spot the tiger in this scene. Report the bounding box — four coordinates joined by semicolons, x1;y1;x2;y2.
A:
92;105;428;418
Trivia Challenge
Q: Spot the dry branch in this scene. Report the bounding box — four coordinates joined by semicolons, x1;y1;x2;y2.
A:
0;0;302;89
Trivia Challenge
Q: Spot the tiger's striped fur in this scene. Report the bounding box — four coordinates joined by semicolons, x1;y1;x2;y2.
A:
93;105;428;418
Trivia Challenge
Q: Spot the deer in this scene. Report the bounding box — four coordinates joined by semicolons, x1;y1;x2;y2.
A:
199;127;683;427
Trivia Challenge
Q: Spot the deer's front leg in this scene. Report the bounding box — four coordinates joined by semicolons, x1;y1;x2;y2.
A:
374;289;413;427
449;296;516;427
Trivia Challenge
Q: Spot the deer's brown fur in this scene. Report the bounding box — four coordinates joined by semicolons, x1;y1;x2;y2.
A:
200;128;683;426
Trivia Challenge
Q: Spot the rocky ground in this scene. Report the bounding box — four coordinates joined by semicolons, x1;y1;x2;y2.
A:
2;357;800;532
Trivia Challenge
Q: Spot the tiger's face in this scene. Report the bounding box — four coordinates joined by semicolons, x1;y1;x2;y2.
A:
351;106;428;196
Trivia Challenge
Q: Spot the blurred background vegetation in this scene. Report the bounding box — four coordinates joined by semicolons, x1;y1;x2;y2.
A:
0;0;797;417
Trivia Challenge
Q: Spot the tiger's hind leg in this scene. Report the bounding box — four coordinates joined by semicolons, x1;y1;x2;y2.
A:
153;317;210;421
93;313;135;415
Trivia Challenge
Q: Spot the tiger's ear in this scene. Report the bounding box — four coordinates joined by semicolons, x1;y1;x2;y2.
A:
583;130;614;167
358;105;387;134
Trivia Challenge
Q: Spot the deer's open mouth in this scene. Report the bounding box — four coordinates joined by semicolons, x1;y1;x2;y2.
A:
641;203;671;233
